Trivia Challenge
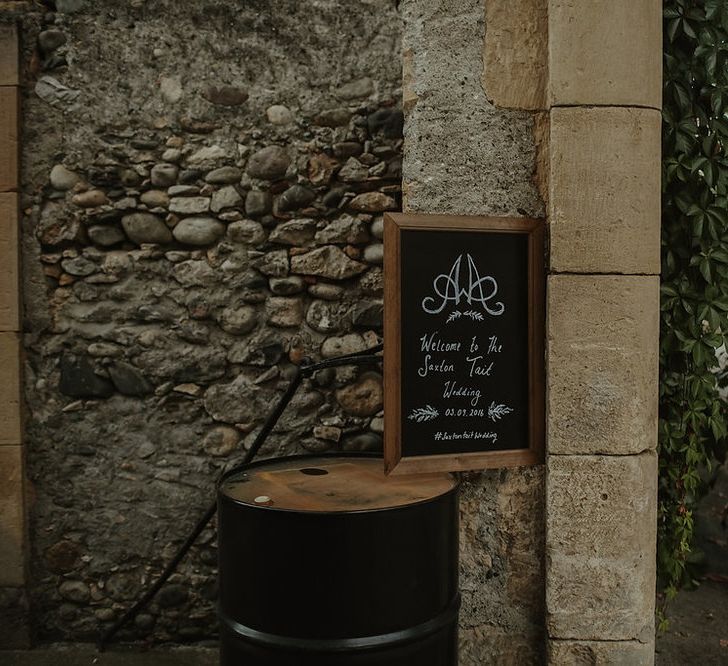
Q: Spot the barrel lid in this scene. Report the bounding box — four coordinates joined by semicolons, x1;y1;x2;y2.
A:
220;456;457;512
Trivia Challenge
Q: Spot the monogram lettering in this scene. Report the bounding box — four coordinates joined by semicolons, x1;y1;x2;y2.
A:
421;254;504;316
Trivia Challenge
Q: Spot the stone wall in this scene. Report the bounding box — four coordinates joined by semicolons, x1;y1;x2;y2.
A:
12;0;401;642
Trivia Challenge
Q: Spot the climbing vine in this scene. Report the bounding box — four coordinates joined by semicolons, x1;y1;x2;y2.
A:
660;0;728;616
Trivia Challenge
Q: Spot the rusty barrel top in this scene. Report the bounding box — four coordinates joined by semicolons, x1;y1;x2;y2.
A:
219;455;456;513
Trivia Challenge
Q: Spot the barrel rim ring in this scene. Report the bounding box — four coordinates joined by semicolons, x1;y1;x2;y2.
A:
218;592;461;653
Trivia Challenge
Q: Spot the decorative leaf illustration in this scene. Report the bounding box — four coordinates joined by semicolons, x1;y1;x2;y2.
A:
488;401;513;422
408;405;439;422
463;310;485;321
446;310;462;323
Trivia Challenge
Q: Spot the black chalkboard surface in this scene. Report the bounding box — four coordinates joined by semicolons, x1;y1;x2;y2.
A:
383;213;544;474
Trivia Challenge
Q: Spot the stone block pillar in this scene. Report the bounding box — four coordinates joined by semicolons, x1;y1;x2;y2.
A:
545;1;661;663
0;22;29;649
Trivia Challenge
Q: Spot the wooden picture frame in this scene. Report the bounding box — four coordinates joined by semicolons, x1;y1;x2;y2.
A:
383;213;545;474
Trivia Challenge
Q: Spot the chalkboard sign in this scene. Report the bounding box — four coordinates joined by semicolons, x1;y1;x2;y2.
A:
383;213;544;474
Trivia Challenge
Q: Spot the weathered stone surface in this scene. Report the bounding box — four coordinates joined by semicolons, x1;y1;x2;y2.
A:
0;88;16;192
157;583;188;608
87;225;125;247
172;217;225;246
313;425;341;442
246;145;290;180
266;297;303;328
0;333;21;445
276;184;315;212
59;355;114;398
140;190;170;208
321;333;367;358
38;29;67;54
309;283;343;301
0;585;30;649
266;104;293;125
244;190;272;217
483;0;547;110
203;84;248;106
203;375;263;425
171;259;217;286
290;246;367;280
338;157;369;183
305;299;342;333
308;153;338;186
60;256;96;277
121;213;173;245
169;196;210;215
348;192;396;213
315;215;370;244
336;77;374;100
549;107;661;274
0;194;18;331
108;361;153;396
202;426;239;457
313;107;351;127
253;249;289;277
168;185;199;196
72;190;108;208
228;219;265;245
335;372;383;416
341;432;382;452
150;163;178;187
548;638;654;665
44;540;81;574
547;275;659;455
205;166;242;184
549;0;661;109
187;145;226;164
0;446;24;587
106;572;141;602
58;580;89;603
210;186;243;213
268;218;316;245
217;304;257;335
350;300;382;328
367;108;403;138
363;243;383;264
227;332;284;366
135;345;227;384
49;164;80;190
37;205;81;246
159;75;183;103
546;453;657;642
269;276;304;295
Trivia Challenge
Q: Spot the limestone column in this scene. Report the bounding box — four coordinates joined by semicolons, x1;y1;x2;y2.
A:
545;1;661;663
0;22;29;649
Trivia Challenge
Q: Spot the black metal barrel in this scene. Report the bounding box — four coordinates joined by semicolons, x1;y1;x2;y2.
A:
217;453;460;665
